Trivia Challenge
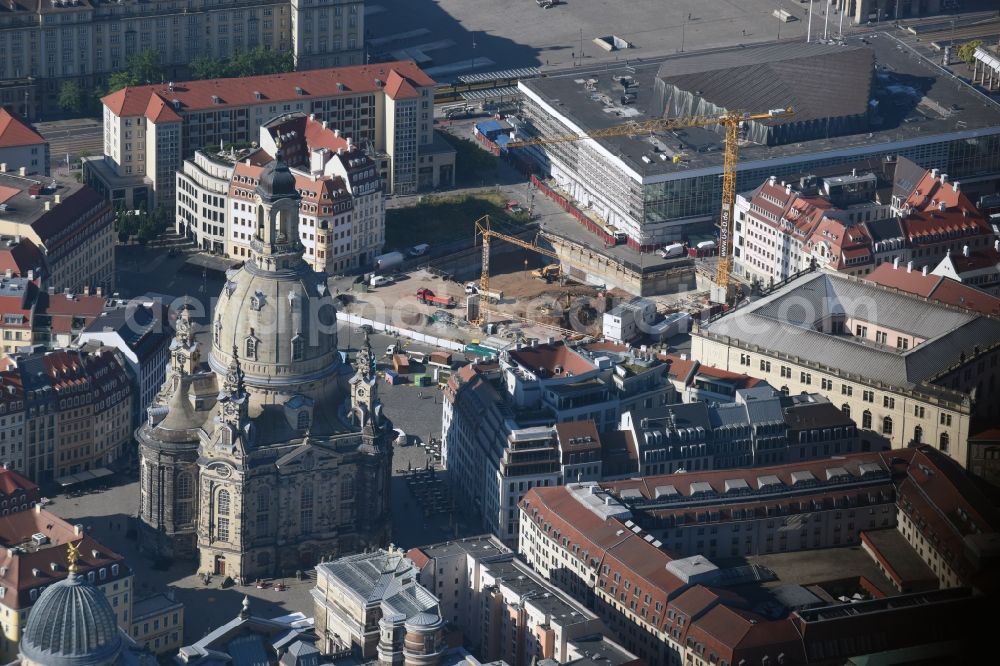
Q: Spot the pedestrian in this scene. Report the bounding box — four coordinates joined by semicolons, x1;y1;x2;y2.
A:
742;29;746;36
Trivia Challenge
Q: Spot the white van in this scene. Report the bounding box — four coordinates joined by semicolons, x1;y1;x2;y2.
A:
370;275;394;287
409;243;430;257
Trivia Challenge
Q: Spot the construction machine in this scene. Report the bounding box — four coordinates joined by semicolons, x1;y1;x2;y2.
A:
532;264;561;282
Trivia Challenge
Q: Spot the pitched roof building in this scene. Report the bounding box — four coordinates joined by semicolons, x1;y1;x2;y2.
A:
692;271;1000;469
88;61;454;210
0;110;48;177
864;260;1000;316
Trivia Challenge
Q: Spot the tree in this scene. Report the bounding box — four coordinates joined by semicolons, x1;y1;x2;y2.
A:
57;81;84;114
958;40;983;66
191;55;229;81
107;49;165;93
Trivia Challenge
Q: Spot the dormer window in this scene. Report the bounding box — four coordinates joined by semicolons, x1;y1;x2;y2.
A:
245;331;259;361
250;291;265;311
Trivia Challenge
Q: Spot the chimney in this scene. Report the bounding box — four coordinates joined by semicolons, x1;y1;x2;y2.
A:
995;239;999;252
96;287;102;297
892;257;899;269
309;113;315;120
785;184;792;195
73;524;83;536
952;181;960;192
83;285;90;296
922;265;928;276
931;168;939;178
54;194;61;204
4;268;10;278
940;173;949;184
347;137;353;150
0;163;5;172
906;260;913;273
963;245;969;257
43;201;50;211
27;269;33;280
851;168;857;177
333;129;340;137
17;167;25;177
34;503;42;514
769;175;777;186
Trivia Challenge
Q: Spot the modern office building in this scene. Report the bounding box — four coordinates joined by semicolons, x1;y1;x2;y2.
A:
0;172;114;295
442;342;673;544
89;60;454;209
0;0;366;118
691;271;1000;468
517;40;1000;249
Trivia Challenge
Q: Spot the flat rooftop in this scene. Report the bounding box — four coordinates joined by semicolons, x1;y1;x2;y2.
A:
862;528;937;587
729;545;899;599
521;34;1000;180
0;172;86;226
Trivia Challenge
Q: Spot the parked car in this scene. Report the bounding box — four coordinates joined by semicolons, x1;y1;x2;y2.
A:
370;275;394;287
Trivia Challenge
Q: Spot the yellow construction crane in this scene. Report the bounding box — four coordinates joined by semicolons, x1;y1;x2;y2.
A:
507;107;793;291
473;215;559;327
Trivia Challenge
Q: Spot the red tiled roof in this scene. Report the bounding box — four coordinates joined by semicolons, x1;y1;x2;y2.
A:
144;95;183;124
0;468;36;498
506;341;594;377
0;508;130;610
405;547;430;570
0;237;45;279
37;292;107;334
229;161;351;207
384;69;420;99
943;247;1000;274
865;263;1000;316
661;354;765;390
102;61;436;121
0;109;46;149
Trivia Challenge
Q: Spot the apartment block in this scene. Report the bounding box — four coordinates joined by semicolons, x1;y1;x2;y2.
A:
2;345;133;484
732;159;996;287
692;271;1000;469
442;342;673;544
89;60;454;210
518;451;991;666
0;171;115;296
407;536;638;666
621;385;859;474
194;111;386;272
0;0;365;117
0;467;38;517
129;592;185;656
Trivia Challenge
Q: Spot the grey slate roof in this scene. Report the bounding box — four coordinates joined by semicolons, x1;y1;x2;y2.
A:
701;272;999;390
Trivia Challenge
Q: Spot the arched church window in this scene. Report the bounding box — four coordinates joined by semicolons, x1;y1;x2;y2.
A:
297;410;310;430
176;473;193;500
245;336;258;361
218;489;231;516
214;318;222;345
291;335;304;362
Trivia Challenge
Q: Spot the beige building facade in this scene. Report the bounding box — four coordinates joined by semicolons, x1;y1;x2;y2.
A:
0;0;364;119
690;272;1000;470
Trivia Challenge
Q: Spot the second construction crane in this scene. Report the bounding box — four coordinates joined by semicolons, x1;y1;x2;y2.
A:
472;215;559;327
508;107;793;294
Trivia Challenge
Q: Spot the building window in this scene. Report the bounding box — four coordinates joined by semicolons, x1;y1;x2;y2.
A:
914;425;923;444
842;384;853;397
863;390;874;403
217;517;230;542
296;410;310;430
301;483;314;534
245;335;258;361
883;396;895;409
218;489;231;516
940;413;952;426
897;337;909;350
940;432;950;452
800;372;811;385
882;416;893;435
291;335;304;361
759;360;771;372
862;410;872;429
842;404;851;419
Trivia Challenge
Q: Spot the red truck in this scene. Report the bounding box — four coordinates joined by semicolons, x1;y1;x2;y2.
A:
416;288;456;308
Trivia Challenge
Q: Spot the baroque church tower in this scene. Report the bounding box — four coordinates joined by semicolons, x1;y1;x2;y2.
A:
136;154;392;582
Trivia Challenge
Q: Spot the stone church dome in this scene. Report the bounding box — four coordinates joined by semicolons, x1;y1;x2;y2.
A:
20;569;122;666
209;156;341;404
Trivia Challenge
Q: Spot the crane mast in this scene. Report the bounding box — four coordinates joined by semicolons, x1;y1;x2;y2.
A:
508;108;793;293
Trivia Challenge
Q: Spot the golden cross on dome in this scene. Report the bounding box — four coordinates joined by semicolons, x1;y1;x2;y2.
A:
67;540;80;574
